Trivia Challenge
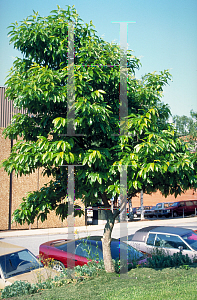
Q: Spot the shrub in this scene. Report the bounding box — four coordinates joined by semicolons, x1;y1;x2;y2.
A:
113;258;138;273
147;251;192;269
1;281;38;299
74;260;105;277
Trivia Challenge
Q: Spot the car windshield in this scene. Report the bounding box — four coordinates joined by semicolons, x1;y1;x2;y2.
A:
182;232;197;251
170;202;179;207
0;250;43;279
111;241;144;262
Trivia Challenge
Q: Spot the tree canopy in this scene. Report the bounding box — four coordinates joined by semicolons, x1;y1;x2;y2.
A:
1;5;197;273
173;110;197;152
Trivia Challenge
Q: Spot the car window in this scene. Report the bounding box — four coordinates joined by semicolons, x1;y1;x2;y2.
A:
111;242;143;262
171;202;178;207
55;241;76;252
156;204;162;209
146;233;156;246
164;203;169;208
186;201;194;206
182;232;197;251
75;242;103;260
155;234;190;250
179;202;185;207
0;250;43;279
193;201;197;205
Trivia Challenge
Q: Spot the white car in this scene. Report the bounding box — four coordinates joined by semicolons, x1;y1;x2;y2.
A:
128;226;197;261
0;241;57;290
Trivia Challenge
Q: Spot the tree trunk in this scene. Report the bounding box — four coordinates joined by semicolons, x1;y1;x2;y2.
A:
100;192;120;273
101;210;116;273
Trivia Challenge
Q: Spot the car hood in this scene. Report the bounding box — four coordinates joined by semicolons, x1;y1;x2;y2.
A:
3;267;58;287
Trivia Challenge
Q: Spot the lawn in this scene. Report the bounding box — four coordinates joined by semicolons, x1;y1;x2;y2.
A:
4;264;197;300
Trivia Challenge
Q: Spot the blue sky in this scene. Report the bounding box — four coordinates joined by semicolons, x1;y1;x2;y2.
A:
0;0;196;117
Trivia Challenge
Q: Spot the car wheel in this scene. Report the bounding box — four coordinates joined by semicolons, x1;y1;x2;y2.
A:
52;260;65;272
173;211;178;218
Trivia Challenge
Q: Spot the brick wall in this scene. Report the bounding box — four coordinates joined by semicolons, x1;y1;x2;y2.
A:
0;128;10;230
131;189;197;208
0;128;85;230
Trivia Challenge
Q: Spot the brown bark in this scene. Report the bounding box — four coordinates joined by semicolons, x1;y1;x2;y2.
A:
100;192;120;273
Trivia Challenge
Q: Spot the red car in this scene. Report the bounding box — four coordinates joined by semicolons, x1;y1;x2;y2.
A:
39;236;147;272
162;200;197;218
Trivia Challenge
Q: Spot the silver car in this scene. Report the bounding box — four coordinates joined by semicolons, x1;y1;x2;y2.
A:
128;226;197;261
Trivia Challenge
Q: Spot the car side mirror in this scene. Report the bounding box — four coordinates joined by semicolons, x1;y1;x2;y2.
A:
178;246;183;252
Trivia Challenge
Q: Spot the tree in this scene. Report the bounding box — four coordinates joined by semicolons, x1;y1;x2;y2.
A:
173;110;197;152
1;6;197;273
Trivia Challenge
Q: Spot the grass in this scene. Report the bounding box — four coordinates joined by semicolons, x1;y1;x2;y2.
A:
2;264;197;300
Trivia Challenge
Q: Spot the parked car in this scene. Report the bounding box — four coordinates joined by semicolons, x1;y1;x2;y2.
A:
132;207;139;214
134;206;153;218
39;236;147;271
0;241;57;290
146;206;156;218
162;200;197;218
154;202;174;217
128;207;139;220
128;226;197;261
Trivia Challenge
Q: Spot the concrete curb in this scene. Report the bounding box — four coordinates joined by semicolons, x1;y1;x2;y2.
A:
0;224;105;238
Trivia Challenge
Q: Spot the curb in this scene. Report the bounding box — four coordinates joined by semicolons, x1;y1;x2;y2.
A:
0;224;105;238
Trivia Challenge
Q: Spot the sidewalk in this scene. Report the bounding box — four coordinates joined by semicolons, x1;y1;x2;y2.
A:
0;215;196;238
0;223;106;238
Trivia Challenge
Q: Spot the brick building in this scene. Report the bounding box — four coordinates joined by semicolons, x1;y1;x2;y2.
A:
0;87;85;230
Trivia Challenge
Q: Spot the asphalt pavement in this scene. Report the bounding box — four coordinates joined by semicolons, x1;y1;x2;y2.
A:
1;216;197;256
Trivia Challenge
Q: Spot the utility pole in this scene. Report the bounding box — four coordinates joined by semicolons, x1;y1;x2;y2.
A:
140;190;145;220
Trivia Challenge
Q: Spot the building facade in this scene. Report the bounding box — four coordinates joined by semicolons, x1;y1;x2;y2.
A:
0;87;85;230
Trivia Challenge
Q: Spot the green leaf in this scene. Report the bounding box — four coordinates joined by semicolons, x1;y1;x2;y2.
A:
150;163;154;172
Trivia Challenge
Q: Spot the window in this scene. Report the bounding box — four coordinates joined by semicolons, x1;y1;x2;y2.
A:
54;241;76;253
156;204;162;209
186;201;193;206
179;202;185;207
111;242;143;261
75;242;103;260
171;202;178;207
182;232;197;250
0;250;42;279
155;234;190;250
146;233;156;246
